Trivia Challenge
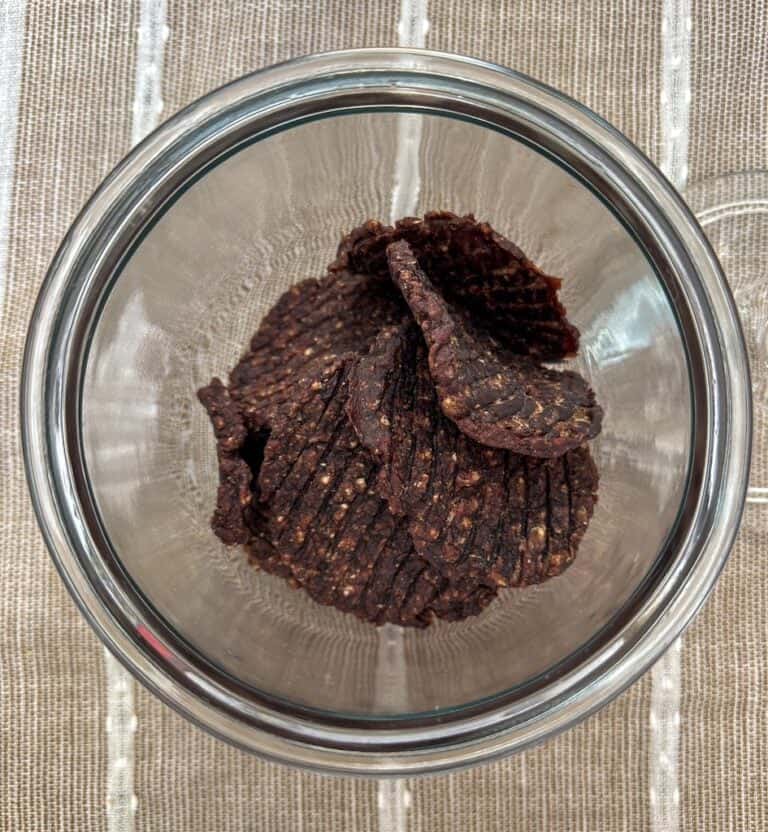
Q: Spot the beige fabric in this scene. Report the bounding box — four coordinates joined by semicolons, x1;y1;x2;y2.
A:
1;4;136;831
1;1;766;830
690;0;768;182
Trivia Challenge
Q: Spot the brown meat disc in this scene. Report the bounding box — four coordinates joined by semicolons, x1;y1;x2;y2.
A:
200;328;502;626
228;270;403;426
346;321;599;590
256;360;498;627
197;378;256;546
330;210;579;359
386;240;602;457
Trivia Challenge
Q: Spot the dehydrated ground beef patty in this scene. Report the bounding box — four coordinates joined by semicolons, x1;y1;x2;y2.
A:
198;212;602;627
346;321;599;589
228;270;403;426
386;240;602;457
255;361;438;627
330;210;579;359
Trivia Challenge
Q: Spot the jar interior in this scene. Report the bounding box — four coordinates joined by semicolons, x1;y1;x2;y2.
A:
81;111;691;716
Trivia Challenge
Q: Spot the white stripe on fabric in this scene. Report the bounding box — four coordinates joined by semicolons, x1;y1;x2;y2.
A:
106;3;168;831
375;626;411;832
131;0;169;147
747;486;768;504
651;3;691;831
379;4;429;829
0;0;27;313
105;650;138;832
649;638;683;831
388;0;430;223
660;0;692;191
378;779;412;832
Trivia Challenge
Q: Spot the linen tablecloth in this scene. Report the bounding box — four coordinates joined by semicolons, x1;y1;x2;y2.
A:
1;2;766;830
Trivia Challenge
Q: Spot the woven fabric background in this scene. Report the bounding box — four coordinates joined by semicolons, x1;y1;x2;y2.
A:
1;1;766;830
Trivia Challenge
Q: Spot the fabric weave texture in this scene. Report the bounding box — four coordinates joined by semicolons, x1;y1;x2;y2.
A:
1;2;766;830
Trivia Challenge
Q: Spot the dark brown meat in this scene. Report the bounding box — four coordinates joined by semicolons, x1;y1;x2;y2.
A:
228;270;403;427
346;321;600;591
257;360;487;627
386;240;602;457
197;378;255;546
198;213;602;628
330;210;579;359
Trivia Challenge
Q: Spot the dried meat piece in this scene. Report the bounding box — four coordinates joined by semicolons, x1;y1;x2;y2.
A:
386;240;602;457
200;211;602;628
331;210;579;359
563;445;600;554
198;376;247;453
347;321;599;591
197;378;255;545
229;270;403;425
257;361;446;627
198;376;283;559
201;357;495;626
347;321;445;519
